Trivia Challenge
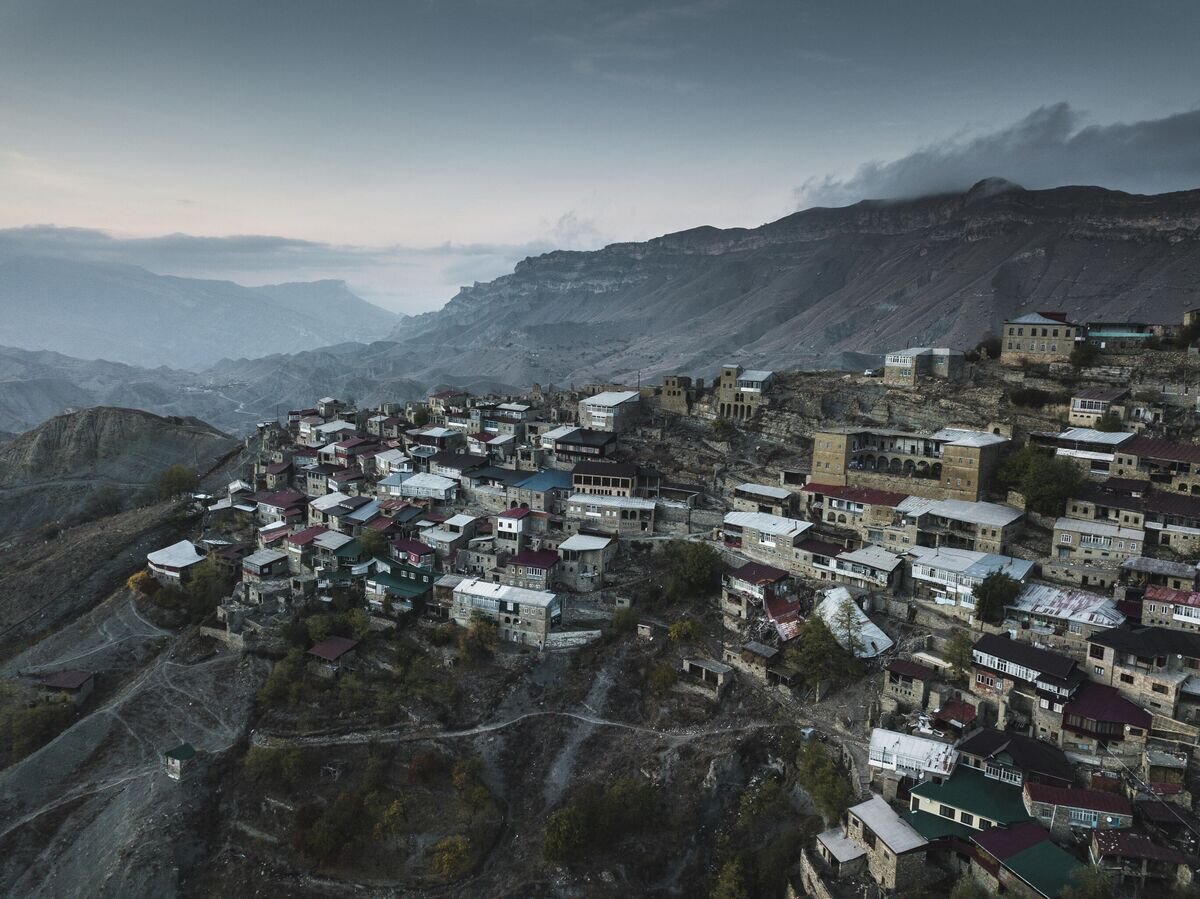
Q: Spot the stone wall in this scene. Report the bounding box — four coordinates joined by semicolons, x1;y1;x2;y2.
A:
796;849;838;899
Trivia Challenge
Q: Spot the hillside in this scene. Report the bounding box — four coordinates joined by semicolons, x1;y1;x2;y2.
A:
370;180;1200;385
0;257;397;369
0;407;239;538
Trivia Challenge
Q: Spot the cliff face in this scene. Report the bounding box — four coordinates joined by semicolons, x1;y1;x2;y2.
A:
0;407;237;537
379;181;1200;386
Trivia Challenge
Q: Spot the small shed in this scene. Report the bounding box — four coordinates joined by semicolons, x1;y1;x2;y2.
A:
682;658;733;693
37;669;94;705
163;742;196;780
306;636;360;677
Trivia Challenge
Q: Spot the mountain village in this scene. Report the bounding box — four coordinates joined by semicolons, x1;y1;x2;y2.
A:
11;308;1200;898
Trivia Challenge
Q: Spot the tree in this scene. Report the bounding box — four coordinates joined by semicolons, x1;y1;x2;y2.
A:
457;617;498;660
430;834;471;879
81;485;125;521
412;407;430;427
788;615;860;689
711;417;737;442
832;596;864;659
949;875;994;899
660;540;726;604
359;528;387;559
973;571;1021;624
998;444;1081;515
544;805;589;861
1061;864;1116;899
154;464;199;500
127;569;158;595
668;618;698;642
945;630;974;681
796;742;853;825
1069;342;1101;369
647;663;678;695
1093;411;1123;432
966;335;1002;362
710;859;750;899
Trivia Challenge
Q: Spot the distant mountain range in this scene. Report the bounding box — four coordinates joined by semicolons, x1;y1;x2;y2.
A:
0;257;399;369
5;180;1200;432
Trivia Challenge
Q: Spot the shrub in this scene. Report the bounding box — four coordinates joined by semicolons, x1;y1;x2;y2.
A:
430;835;471;879
127;569;158;595
647;663;678;695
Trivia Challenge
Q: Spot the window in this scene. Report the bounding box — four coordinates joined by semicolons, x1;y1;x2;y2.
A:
1094;666;1104;675
960;812;974;827
1060;533;1072;544
1153;683;1169;694
1120;673;1134;685
1089;644;1105;660
939;804;956;819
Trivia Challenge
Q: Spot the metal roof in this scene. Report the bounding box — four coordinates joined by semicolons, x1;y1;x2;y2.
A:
722;510;811;538
848;796;928;854
1009;582;1124;628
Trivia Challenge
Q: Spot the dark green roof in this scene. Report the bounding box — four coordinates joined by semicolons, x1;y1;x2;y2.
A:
368;571;431;598
1005;840;1082;898
334;538;363;558
910;766;1031;825
903;809;973;841
164;742;196;760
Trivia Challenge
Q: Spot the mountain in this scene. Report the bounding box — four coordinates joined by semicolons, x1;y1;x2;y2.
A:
363;181;1200;385
0;257;397;369
0;406;238;538
0;345;254;435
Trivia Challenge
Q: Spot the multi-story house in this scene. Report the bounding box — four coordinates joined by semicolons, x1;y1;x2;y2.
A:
955;728;1074;788
1000;311;1079;365
713;364;773;421
565;493;655;536
1085;623;1200;723
732;482;798;517
868;728;958;785
900;497;1024;554
1069;387;1131;428
1059;681;1151;760
571;461;638;497
658;375;695;414
577;390;641;432
906;545;1034;618
421;514;480;562
720;511;812;571
500;549;559;591
1142;584;1200;631
1053;516;1144;567
971;634;1082;738
507;469;574;513
1022;783;1133;838
803;544;904;592
800;482;908;540
882;347;964;386
908;765;1032;833
449;578;561;648
810;427;1008;502
882;658;937;710
840;795;930;893
719;561;793;622
552;428;618;464
1112;436;1200;495
556;532;617;591
1039;427;1136;479
494;507;534;553
1004;582;1124;650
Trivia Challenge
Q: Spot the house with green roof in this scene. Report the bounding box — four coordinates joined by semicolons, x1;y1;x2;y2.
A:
971;821;1083;898
908;765;1032;832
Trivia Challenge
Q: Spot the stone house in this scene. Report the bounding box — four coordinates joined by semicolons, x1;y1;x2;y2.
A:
1112;436;1200;495
556;532;617;591
842;795;930;892
713;364;773;421
1022;782;1133;838
970;634;1082;739
449;578;561;648
1069;386;1132;427
1053;517;1144;568
1084;623;1200;723
955;728;1074;789
242;548;289;582
577;390;641;433
799;482;908;541
970;823;1082;899
571;460;638;497
883;346;964;386
1000;312;1079;365
1090;830;1189;895
719;510;812;571
658;375;695;415
732;482;798;517
507;469;574;513
1058;681;1151;761
501;549;559;591
1004;582;1125;651
882;658;937;710
906;545;1034;619
163;742;196;780
146;539;207;586
565;493;655;536
720;561;793;622
37;669;95;706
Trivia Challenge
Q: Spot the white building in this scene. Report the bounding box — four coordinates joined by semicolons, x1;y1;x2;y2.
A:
815;587;894;658
868;728;959;782
450;578;562;647
577;390;641;432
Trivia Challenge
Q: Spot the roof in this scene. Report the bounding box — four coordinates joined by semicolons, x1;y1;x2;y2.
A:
392;538;434;555
1063;681;1152;728
1024;782;1132;816
1008;582;1125;629
498;507;531;519
816;828;866;864
800;482;909;507
556;428;616;447
728;561;790;585
453;578;559;608
924;499;1023;528
1053;516;1144;541
38;669;93;690
514;469;574;493
837;544;903;572
722;510;811;538
1092;829;1187;864
1120;556;1198;578
910;766;1031;825
972;821;1052;861
558;533;614;552
972;633;1077;680
568;493;656;510
581;390;640;407
164;742;196;761
798;538;848;558
287;526;327;547
445;513;477;528
310;491;352;512
1074;386;1130;402
1145;584;1200;609
1054;427;1135;446
735;482;794;501
244;549;287;567
815;587;894;658
1123;436;1200;466
147;540;205;569
956;729;1073;784
869;728;958;775
847;795;927;854
931;427;1010;448
907;545;1034;581
934;699;977;728
1002;839;1081;899
1006;312;1075;326
902;809;974;841
887;658;936;680
509;549;560;570
429;451;488;471
1088;622;1200;658
307;636;359;662
572;460;638;479
397;472;458;492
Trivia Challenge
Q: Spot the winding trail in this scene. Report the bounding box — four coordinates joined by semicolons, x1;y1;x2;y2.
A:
253;709;783;749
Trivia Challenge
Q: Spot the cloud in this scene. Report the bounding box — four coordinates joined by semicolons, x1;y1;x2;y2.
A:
0;226;564;314
796;103;1200;208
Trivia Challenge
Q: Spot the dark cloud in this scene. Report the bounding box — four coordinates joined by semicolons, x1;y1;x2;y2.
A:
796;103;1200;207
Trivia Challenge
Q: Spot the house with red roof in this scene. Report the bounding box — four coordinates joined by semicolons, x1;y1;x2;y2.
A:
390;537;436;569
800;481;910;540
306;636;359;678
502;549;560;591
882;658;938;709
1059;681;1151;760
1023;782;1133;838
720;560;793;621
1090;829;1189;893
37;669;95;705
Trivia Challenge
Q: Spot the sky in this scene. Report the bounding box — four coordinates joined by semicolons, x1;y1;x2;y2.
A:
2;0;1199;312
